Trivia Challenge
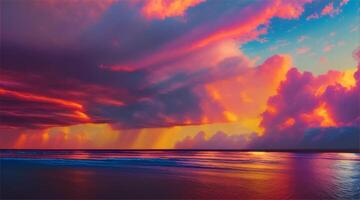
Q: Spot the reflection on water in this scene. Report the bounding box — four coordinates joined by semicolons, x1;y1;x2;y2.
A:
1;150;360;199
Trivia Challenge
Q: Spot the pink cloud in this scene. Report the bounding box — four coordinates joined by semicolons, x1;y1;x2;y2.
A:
323;44;335;52
321;3;338;16
296;47;310;54
306;13;319;20
306;0;348;20
274;0;313;19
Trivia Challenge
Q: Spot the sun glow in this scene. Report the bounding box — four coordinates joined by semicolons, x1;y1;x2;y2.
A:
315;103;336;127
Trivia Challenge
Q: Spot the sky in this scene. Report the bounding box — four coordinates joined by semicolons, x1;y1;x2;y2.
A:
0;0;359;150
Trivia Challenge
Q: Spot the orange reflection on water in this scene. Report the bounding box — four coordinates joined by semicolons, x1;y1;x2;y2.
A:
65;151;92;160
172;151;293;199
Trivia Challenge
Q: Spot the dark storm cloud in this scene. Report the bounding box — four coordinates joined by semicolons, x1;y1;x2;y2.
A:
0;88;92;129
175;131;250;149
0;0;315;130
299;127;359;150
176;126;359;150
99;87;204;129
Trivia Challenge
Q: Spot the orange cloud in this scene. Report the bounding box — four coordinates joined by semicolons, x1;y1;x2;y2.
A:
8;123;119;149
202;54;292;131
2;119;260;149
141;0;205;19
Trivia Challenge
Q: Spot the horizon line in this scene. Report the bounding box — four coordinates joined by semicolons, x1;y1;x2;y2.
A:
0;149;359;153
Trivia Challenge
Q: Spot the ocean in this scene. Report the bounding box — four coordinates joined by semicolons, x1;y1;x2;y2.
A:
1;150;359;199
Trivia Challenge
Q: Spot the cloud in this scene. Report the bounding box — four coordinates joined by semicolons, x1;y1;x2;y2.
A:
1;0;357;150
340;0;350;6
0;88;92;129
296;47;310;54
322;77;360;126
274;0;313;19
0;68;141;129
321;3;340;16
0;0;117;47
252;47;360;149
0;50;291;131
99;0;311;72
96;53;291;129
0;0;314;130
306;13;319;20
182;49;360;150
329;32;336;37
323;44;335;52
201;54;292;131
140;0;205;20
319;56;328;64
306;0;349;20
106;87;205;129
1;0;312;76
175;131;252;149
297;35;308;43
350;25;358;33
260;68;341;136
337;40;346;46
268;40;290;51
175;126;359;150
0;123;122;149
249;126;360;150
299;126;359;150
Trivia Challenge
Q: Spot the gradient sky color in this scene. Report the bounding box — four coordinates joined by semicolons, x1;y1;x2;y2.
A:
0;0;359;149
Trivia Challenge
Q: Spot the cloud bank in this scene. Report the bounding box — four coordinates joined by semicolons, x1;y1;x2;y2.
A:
176;48;360;150
0;0;358;150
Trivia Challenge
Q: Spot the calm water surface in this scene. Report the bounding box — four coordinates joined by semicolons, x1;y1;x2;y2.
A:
1;150;359;199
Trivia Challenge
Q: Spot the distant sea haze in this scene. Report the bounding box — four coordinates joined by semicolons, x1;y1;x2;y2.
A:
1;150;360;199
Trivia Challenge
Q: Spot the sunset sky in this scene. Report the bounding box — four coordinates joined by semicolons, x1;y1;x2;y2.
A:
0;0;359;149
